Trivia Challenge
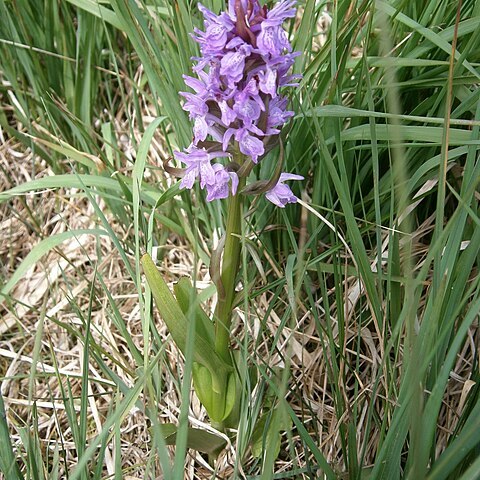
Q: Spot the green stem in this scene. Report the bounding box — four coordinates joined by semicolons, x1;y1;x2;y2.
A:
214;176;246;365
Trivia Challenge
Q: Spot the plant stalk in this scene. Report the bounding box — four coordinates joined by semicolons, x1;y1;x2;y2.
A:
214;177;246;365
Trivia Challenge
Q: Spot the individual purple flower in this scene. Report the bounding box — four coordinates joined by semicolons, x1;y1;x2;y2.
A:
257;0;296;55
267;96;294;128
219;100;237;126
271;52;301;86
179;91;208;117
220;44;253;86
193;116;209;143
194;5;234;54
265;0;297;25
174;146;230;190
182;75;207;94
236;128;265;161
223;126;265;162
205;164;239;201
257;67;277;97
265;173;304;207
233;97;262;124
234;79;265;111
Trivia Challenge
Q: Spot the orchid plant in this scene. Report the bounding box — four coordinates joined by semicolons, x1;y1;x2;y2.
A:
141;0;302;456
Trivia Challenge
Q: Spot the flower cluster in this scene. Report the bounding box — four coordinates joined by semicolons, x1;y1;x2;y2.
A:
174;0;302;205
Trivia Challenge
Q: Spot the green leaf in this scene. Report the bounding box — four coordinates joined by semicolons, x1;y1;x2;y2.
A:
154;182;181;209
251;408;292;460
191;360;237;423
173;277;215;347
0;229;108;300
456;454;480;480
336;125;477;145
223;351;257;429
302;105;480;127
0;174;160;206
223;372;237;421
160;423;226;456
140;254;231;382
192;363;214;416
0;393;22;480
427;397;480;480
65;0;123;29
26;134;100;169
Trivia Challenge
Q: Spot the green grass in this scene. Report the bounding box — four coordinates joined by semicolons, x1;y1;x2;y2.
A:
1;0;479;478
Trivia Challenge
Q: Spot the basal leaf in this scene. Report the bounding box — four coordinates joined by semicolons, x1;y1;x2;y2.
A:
173;277;215;347
141;254;231;382
161;423;226;455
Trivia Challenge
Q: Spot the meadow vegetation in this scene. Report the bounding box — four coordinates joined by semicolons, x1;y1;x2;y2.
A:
0;0;479;478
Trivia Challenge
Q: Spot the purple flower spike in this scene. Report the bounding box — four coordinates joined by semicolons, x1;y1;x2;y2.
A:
173;0;301;202
265;173;304;207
